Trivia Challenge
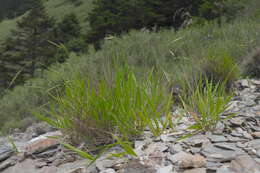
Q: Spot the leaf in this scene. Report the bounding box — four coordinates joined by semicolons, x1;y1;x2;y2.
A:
33;111;61;129
62;143;94;161
188;123;202;130
109;152;128;158
8;65;26;89
8;136;19;154
113;135;137;157
223;113;237;121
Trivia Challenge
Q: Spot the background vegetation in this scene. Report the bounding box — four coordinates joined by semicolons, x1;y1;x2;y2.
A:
0;17;259;133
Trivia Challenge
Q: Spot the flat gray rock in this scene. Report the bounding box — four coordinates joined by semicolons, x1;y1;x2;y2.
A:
230;154;260;173
202;143;239;162
216;167;236;173
246;139;260;150
208;135;228;143
0;145;13;162
183;168;206;173
100;168;116;173
156;165;173;173
119;160;156;173
183;135;209;147
169;144;183;154
206;162;223;171
0;157;17;171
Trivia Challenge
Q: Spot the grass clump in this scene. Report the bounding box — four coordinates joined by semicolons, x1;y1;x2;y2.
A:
36;67;172;148
181;77;233;133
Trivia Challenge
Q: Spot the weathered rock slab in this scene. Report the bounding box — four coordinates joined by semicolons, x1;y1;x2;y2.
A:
229;154;260;173
168;152;206;168
183;168;206;173
19;131;62;154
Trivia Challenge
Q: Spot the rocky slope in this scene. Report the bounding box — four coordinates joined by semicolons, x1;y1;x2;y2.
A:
0;79;260;173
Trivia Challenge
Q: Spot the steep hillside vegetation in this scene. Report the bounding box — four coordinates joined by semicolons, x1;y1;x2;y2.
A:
0;0;93;43
0;17;259;133
0;0;260;170
45;0;93;26
0;0;259;135
0;0;259;165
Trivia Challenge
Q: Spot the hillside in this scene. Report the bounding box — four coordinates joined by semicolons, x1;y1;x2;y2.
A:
0;0;259;136
0;0;260;172
0;16;259;132
0;0;93;43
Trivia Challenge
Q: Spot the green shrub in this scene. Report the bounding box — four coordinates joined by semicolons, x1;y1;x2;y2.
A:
36;67;173;146
1;117;35;134
170;51;239;106
200;50;240;89
242;48;260;78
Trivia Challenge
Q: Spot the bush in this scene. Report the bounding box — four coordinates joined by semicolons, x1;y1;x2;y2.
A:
242;48;260;78
36;67;173;146
199;50;240;89
170;50;239;106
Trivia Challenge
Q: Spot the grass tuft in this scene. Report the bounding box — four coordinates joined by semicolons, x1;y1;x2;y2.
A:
181;77;233;133
35;67;172;148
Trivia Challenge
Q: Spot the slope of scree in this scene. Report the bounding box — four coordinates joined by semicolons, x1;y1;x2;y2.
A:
0;79;260;173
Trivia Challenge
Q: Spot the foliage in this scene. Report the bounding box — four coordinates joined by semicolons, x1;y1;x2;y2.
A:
87;0;248;44
198;0;245;22
87;0;193;44
8;136;19;154
55;13;81;43
181;78;233;133
242;48;260;78
36;67;173;146
68;0;83;6
0;0;94;43
0;0;32;21
167;50;240;106
0;8;87;89
0;18;259;133
54;13;87;62
0;0;56;88
61;135;137;165
52;13;87;62
199;50;240;89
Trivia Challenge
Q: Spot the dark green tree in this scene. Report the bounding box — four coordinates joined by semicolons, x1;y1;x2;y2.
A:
56;13;81;43
0;0;56;87
87;0;147;44
87;0;245;46
0;0;32;21
198;0;245;22
86;0;206;45
54;13;87;62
